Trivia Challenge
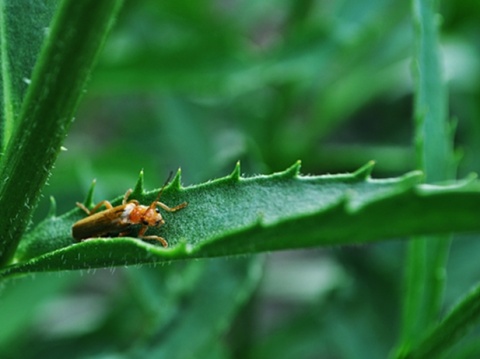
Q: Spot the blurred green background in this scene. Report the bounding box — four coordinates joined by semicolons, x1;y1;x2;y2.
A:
44;0;480;204
4;0;480;358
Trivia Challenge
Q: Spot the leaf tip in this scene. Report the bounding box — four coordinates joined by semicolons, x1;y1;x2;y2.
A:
229;161;241;181
133;169;145;196
84;179;96;207
282;160;301;178
353;161;375;179
170;168;183;190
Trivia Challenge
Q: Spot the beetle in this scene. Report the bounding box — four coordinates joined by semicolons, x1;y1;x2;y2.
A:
72;177;187;247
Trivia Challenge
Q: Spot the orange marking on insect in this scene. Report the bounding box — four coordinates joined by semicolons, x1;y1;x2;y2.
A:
71;175;187;247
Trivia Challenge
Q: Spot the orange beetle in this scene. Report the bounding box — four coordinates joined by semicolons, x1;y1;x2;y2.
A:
72;177;187;247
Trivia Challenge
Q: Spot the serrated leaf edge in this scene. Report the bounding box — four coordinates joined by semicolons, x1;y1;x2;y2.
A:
280;160;301;178
353;160;375;179
169;168;183;191
132;169;145;196
84;179;96;207
228;161;241;181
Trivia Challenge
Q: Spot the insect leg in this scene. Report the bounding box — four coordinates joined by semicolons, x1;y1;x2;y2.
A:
140;235;168;248
76;200;113;215
138;225;168;247
156;201;188;212
122;189;133;205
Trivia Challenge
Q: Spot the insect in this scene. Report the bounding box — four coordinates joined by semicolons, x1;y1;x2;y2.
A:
72;176;187;247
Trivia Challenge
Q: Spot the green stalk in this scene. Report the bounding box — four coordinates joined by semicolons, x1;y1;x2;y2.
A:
0;0;123;266
0;0;15;150
397;0;454;352
395;283;480;358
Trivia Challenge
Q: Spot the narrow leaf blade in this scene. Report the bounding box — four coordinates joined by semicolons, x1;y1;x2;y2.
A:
0;0;123;266
3;165;480;278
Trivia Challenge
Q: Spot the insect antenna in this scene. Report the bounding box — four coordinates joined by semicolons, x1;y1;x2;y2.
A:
149;171;173;209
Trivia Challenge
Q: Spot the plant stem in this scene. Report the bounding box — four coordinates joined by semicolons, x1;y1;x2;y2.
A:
398;0;454;351
0;0;123;266
0;0;15;150
395;283;480;358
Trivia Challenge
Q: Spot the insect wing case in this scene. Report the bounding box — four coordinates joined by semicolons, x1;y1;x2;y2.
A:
72;205;130;240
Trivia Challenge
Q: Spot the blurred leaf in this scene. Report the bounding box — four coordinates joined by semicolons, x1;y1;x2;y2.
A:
399;0;455;352
144;257;262;358
0;274;74;354
250;246;401;359
251;292;393;359
393;281;480;359
444;235;480;306
445;337;480;359
5;258;261;359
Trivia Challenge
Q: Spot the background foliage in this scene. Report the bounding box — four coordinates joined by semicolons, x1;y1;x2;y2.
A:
1;0;480;358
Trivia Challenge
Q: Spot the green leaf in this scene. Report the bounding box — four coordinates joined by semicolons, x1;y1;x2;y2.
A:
0;273;74;352
393;282;480;359
0;0;123;266
399;0;454;350
144;257;263;358
3;258;262;358
3;162;480;278
412;0;452;181
0;0;58;149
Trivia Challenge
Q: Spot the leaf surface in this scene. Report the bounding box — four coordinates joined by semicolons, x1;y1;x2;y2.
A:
3;162;480;278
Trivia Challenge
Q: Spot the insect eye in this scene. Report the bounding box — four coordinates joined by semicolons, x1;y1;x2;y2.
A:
155;208;160;213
